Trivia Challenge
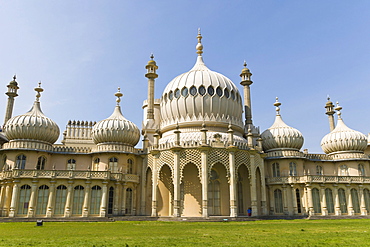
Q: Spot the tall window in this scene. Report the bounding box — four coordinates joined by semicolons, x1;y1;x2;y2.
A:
72;185;84;215
16;154;26;169
364;189;370;213
316;165;323;175
208;169;221;215
351;189;360;214
338;188;347;213
312;188;321;214
36;156;46;170
274;189;283;213
358;164;365;176
295;189;301;214
2;155;6;170
272;163;280;177
127;159;133;174
54;185;67;215
108;187;114;215
125;188;133;215
325;188;334;214
109;157;118;172
93;158;100;171
289;162;297;176
67;159;76;170
36;185;49;215
90;185;102;215
238;173;244;215
340;165;348;176
17;184;31;215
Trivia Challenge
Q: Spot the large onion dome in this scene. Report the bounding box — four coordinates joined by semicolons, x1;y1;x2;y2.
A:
4;83;60;145
261;98;304;152
92;88;140;148
160;30;244;139
321;105;367;154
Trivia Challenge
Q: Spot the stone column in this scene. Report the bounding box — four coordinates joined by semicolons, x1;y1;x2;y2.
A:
133;184;137;215
269;186;274;215
347;185;354;215
259;159;267;215
9;183;19;217
291;186;298;215
64;182;73;217
82;183;91;217
0;183;5;216
173;150;181;217
113;182;121;216
359;186;367;215
282;185;289;215
200;147;209;217
320;185;327;216
121;182;127;215
333;185;341;215
100;182;108;217
2;184;11;216
140;161;147;215
250;155;257;216
228;148;237;217
46;182;56;217
306;185;314;216
27;181;38;218
151;152;159;217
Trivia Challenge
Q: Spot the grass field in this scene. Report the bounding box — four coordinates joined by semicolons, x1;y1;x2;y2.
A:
0;219;369;246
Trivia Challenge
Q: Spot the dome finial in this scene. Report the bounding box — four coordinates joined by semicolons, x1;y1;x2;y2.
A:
150;53;154;60
115;87;123;106
335;101;342;119
196;28;203;56
274;97;281;116
243;60;247;68
34;81;44;102
13;74;16;81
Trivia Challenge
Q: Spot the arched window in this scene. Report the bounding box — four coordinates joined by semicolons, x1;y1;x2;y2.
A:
67;159;76;170
181;87;188;97
338;188;347;213
16;154;26;169
54;185;67;215
109;157;118;172
125;188;133;215
90;185;102;215
199;86;206;96
36;185;49;215
316;165;323;175
312;188;321;214
358;164;365;176
295;189;302;214
325;188;334;214
72;185;84;215
36;156;46;170
93;158;100;171
272;163;280;177
208;169;221;215
127;159;133;174
364;189;370;213
108;187;114;215
17;184;31;215
289;162;297;176
237;172;244;215
351;189;360;214
274;189;283;213
340;165;348;176
216;87;223;97
2;155;6;170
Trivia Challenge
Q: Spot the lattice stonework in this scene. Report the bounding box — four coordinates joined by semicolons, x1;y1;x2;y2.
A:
179;149;202;182
147;154;154;170
208;149;229;172
158;150;174;172
235;150;250;171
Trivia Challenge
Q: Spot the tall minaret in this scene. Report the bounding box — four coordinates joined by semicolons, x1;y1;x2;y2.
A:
145;54;158;121
325;96;335;131
3;75;19;128
240;61;253;126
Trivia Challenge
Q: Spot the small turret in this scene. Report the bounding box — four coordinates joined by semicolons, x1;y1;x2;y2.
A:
240;61;253;126
325;96;335;131
3;75;19;128
145;54;158;120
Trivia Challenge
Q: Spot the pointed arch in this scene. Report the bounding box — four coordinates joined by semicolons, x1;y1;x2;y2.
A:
208;163;229;216
237;164;250;215
181;163;202;217
157;164;173;216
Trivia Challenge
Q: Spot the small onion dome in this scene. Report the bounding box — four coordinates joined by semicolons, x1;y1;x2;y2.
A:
4;83;60;144
321;105;367;154
92;88;140;147
261;98;304;152
9;75;18;87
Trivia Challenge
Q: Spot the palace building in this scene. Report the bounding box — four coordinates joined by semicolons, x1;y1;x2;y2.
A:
0;30;370;218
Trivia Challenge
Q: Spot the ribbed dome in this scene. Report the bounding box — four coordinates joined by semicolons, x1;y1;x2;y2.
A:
261;99;304;152
4;95;60;144
320;118;367;154
160;35;243;134
92;91;140;147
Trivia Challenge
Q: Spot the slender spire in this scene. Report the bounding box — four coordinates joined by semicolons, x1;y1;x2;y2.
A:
335;101;342;120
34;82;43;102
325;96;336;131
115;87;123;106
196;28;203;56
274;97;281;116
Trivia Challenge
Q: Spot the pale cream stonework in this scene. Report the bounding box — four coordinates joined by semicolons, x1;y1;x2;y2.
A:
0;31;370;219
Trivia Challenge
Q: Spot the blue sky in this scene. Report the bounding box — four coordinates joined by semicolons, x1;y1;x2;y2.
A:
1;1;370;153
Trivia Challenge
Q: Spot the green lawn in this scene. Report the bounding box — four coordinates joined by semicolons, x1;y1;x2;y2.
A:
0;219;369;246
